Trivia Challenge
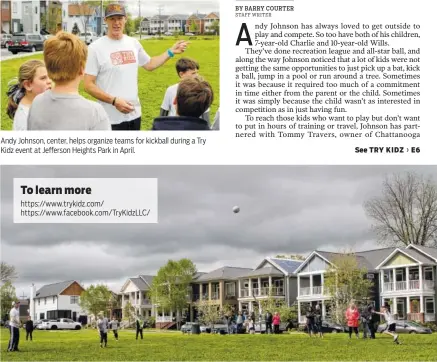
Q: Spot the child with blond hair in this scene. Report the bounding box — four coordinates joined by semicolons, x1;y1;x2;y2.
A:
28;32;110;130
6;60;51;130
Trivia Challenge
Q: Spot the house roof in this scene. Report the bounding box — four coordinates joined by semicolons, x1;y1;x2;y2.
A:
195;267;252;282
35;280;76;299
189;13;207;19
207;12;220;18
375;247;436;269
242;266;284;278
129;277;148;290
139;275;154;287
408;245;437;261
193;272;207;280
354;247;396;270
404;248;436;264
269;258;302;274
316;251;375;271
151;15;170;20
68;4;94;16
168;14;189;20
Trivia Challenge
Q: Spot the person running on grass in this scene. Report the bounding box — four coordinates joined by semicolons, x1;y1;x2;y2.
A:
345;302;360;339
108;315;119;341
97;313;108;348
373;304;400;344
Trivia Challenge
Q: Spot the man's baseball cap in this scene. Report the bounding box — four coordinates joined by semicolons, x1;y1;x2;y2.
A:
105;3;126;18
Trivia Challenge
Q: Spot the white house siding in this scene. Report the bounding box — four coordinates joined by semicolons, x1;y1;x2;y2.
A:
21;1;40;34
34;295;85;320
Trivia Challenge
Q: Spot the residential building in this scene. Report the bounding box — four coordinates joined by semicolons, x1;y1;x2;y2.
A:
166;14;188;34
1;0;11;33
378;245;437;323
237;257;302;313
30;280;86;322
186;13;206;34
187;267;252;321
62;2;95;34
11;0;40;34
295;246;437;324
119;275;155;319
149;14;169;34
203;12;219;34
139;17;150;34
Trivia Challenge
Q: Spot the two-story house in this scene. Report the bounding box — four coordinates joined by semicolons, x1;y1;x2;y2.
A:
186;13;206;34
377;245;436;323
203;12;219;34
11;0;40;34
30;280;86;322
295;246;437;324
166;14;188;34
237;257;303;314
188;266;252;321
149;14;169;35
139;17;150;34
119;275;155;319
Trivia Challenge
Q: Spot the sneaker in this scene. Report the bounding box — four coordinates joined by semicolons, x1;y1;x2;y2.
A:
100;344;103;348
394;335;399;342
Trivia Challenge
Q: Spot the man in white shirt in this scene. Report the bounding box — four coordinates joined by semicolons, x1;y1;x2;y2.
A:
84;3;189;130
8;301;21;352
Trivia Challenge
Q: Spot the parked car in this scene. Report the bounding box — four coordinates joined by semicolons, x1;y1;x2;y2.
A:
79;32;98;45
37;318;81;330
180;322;211;333
8;33;45;54
211;323;246;334
377;320;432;334
163;31;173;36
1;34;12;48
320;321;346;333
254;321;288;334
185;32;194;36
32;319;49;329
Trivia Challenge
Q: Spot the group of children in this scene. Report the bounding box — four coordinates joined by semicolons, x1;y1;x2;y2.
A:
6;32;217;131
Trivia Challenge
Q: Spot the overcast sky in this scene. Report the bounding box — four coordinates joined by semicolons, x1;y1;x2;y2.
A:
117;1;219;18
2;165;436;299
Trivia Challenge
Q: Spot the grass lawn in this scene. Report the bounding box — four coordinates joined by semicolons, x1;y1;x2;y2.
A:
1;329;437;361
0;37;219;131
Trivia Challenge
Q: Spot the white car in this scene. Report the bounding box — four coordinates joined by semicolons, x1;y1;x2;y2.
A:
37;318;82;330
79;32;98;45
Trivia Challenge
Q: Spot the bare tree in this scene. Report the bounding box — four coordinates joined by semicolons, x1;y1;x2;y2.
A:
364;172;437;247
1;262;17;283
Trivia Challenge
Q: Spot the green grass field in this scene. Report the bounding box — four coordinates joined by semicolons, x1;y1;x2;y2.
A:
1;329;437;361
0;37;219;130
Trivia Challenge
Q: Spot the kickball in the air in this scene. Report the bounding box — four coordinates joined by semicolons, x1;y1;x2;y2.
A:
233;206;240;213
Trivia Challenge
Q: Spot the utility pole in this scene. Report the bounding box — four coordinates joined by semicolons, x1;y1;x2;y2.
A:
100;0;104;36
138;0;141;40
157;5;163;37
